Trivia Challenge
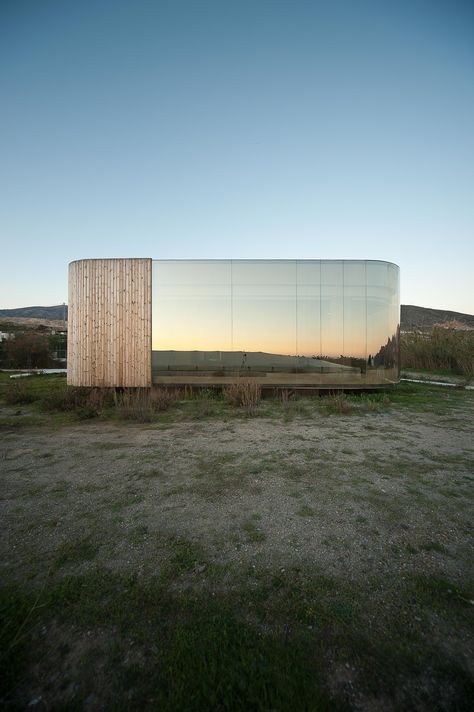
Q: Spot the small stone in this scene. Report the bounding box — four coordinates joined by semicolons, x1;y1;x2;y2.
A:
28;698;42;707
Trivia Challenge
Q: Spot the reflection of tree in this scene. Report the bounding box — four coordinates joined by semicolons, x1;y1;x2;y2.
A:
372;325;400;368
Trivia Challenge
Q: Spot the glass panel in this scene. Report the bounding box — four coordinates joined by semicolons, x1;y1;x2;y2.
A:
296;260;321;358
366;261;390;384
343;261;367;374
232;260;297;381
387;263;400;381
296;261;322;378
151;259;399;387
152;260;232;378
321;261;344;366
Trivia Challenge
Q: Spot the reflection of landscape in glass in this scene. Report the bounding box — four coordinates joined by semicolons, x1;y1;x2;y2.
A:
152;260;399;385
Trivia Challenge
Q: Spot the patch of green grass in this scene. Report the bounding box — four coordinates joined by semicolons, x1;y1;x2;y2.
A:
0;569;339;711
127;525;149;545
183;453;256;500
438;487;463;499
163;537;208;577
0;585;34;700
407;574;474;615
420;541;449;555
49;480;70;498
296;505;315;517
241;519;266;543
92;441;134;450
110;494;145;512
287;487;302;499
130;467;164;480
76;483;107;494
2;564;474;710
53;537;98;569
389;382;474;413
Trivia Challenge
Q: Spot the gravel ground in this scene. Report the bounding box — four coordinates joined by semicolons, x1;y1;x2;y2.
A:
1;400;473;587
1;391;473;711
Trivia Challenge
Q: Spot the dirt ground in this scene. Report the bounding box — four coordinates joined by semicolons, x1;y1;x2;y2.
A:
1;387;473;710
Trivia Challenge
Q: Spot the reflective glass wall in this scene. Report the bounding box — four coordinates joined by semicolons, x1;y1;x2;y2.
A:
152;260;400;386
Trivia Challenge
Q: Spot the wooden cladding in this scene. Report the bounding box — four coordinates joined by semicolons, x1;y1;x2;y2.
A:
67;259;152;387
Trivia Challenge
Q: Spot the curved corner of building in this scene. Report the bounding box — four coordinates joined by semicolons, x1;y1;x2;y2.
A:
67;258;152;387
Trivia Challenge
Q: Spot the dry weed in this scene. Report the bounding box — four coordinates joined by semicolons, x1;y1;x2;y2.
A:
223;380;261;409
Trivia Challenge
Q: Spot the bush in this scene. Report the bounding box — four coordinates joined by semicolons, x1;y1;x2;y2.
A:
150;387;180;412
42;386;106;418
3;333;53;369
223;380;261;409
401;328;474;377
4;380;38;405
326;392;352;415
114;388;178;422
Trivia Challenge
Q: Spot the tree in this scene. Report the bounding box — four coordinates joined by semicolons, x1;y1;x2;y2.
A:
4;332;52;369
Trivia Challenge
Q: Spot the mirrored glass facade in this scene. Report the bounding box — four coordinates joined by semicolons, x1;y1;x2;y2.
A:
151;260;399;387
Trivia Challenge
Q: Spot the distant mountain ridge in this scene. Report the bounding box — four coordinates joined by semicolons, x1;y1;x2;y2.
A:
401;305;474;331
1;304;473;332
0;305;68;320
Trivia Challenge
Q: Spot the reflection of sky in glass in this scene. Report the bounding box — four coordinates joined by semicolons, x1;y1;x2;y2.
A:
152;260;399;359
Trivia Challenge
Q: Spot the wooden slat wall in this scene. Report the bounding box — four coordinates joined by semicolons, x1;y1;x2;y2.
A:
67;258;152;387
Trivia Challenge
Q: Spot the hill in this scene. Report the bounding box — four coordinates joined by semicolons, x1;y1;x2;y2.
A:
0;305;67;320
1;304;473;333
401;305;474;332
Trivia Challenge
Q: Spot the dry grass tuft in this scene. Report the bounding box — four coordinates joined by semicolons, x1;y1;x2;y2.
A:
42;386;107;418
327;392;352;414
4;380;37;405
223;380;261;410
114;387;179;421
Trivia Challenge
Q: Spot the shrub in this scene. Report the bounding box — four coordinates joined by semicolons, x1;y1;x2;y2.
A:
114;390;153;422
114;387;178;422
223;380;261;409
326;393;352;415
4;380;38;405
150;387;180;412
3;333;53;369
400;328;474;377
41;386;105;418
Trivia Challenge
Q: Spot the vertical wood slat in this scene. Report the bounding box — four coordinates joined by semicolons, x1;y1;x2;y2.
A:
67;258;152;387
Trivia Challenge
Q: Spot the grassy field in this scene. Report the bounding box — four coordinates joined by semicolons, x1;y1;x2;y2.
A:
1;374;473;710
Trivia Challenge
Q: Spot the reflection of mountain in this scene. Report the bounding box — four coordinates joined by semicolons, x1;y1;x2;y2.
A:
152;350;359;373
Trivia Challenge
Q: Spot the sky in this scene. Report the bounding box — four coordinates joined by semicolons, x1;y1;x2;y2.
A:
1;0;473;313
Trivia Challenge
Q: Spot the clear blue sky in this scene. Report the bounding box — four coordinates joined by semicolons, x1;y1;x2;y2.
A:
1;0;473;313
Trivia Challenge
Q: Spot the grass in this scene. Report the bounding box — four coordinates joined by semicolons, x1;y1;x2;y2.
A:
1;373;473;427
1;372;474;707
0;569;340;711
297;504;315;517
420;541;449;555
241;518;266;543
110;494;145;512
1;564;473;710
53;537;99;569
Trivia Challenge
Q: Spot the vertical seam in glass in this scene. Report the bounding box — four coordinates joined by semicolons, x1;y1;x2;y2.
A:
365;260;368;370
342;260;345;360
295;260;298;361
230;259;234;353
319;260;322;358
